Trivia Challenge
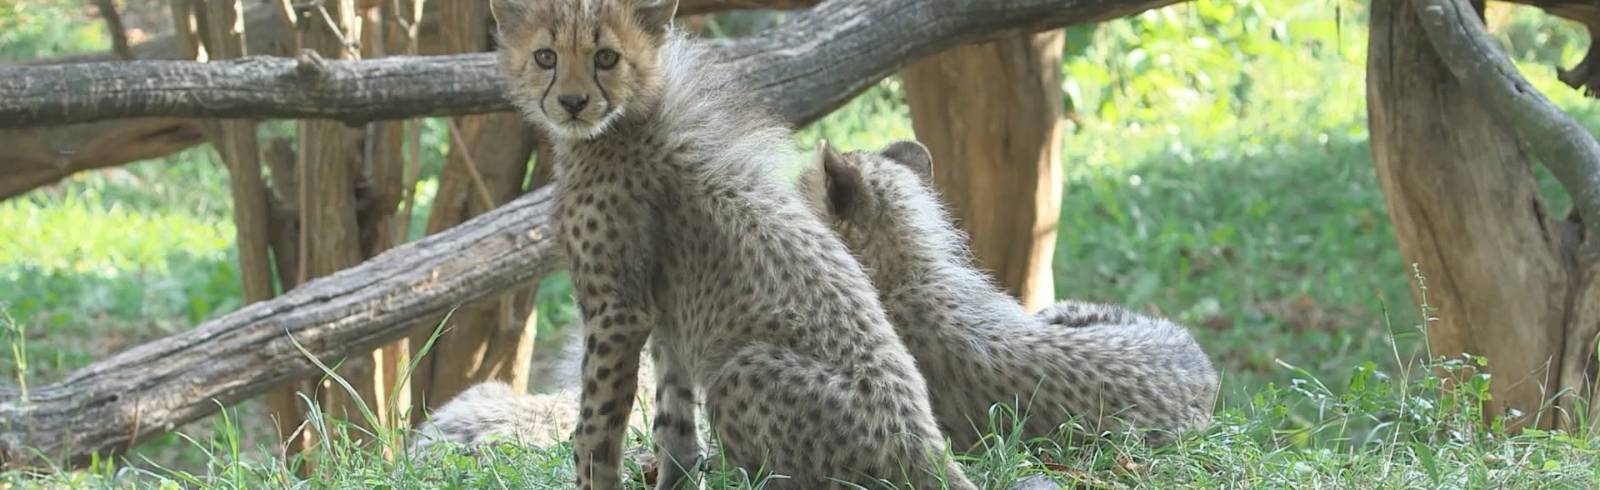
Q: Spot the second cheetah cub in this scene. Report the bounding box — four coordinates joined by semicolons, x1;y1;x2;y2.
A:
801;141;1221;449
491;0;975;488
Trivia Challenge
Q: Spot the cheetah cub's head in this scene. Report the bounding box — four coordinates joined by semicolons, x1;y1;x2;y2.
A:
490;0;678;140
801;139;952;278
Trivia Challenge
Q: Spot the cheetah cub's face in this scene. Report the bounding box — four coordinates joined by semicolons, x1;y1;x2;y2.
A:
491;0;677;140
800;139;941;272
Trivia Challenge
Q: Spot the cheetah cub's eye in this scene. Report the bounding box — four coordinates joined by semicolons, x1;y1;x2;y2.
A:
533;49;557;69
594;49;620;70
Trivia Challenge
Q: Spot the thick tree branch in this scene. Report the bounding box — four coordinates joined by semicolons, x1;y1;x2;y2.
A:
1415;0;1600;242
0;0;1177;128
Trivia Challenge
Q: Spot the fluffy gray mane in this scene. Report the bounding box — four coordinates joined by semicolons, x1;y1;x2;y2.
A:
650;31;799;182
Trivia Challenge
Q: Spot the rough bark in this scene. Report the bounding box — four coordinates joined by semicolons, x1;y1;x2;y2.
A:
0;186;560;468
0;0;1179;128
1368;0;1581;431
901;31;1066;312
405;0;542;418
1411;0;1600;430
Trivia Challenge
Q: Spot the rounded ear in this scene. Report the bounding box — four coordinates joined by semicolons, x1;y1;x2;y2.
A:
633;0;679;37
879;140;934;183
490;0;531;32
819;142;870;219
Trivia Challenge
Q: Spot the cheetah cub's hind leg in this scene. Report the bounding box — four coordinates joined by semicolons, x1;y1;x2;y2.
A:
706;343;974;490
649;343;704;490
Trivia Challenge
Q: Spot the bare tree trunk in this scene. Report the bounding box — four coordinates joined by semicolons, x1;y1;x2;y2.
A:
174;0;309;456
258;0;317;460
200;0;275;315
406;1;542;415
293;0;398;445
900;31;1066;312
1367;0;1586;431
348;0;425;441
93;0;134;60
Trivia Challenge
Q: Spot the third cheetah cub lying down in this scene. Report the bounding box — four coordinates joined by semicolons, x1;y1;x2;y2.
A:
800;140;1220;448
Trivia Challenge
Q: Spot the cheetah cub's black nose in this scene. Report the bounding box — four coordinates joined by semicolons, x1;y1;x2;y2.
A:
558;94;589;116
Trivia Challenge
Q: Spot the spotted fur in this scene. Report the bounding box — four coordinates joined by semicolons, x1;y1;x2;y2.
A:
492;1;975;488
802;141;1221;449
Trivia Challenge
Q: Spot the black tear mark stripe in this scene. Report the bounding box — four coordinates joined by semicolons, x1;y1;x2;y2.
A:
539;49;559;119
592;57;612;115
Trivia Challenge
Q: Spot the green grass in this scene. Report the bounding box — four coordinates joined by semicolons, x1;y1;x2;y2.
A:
5;301;1596;488
5;0;1600;487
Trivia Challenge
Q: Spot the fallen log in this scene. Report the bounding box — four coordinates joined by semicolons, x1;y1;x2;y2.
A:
0;186;559;468
0;0;1184;468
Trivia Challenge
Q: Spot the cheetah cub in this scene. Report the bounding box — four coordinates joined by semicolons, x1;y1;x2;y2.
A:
491;1;975;489
801;141;1220;449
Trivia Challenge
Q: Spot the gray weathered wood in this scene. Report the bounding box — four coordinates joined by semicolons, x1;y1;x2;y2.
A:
0;0;1178;128
1413;0;1600;242
0;186;559;467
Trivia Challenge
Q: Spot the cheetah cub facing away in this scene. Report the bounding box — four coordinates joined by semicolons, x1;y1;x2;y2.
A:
491;1;975;489
801;141;1220;449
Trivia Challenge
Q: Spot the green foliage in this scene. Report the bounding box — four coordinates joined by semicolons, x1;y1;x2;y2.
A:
0;153;240;383
0;0;108;61
797;77;917;152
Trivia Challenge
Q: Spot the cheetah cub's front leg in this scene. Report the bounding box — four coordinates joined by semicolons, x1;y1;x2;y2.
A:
570;295;651;490
561;186;662;490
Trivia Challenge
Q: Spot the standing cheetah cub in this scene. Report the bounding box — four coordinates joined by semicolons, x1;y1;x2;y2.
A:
801;141;1220;448
490;1;975;488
